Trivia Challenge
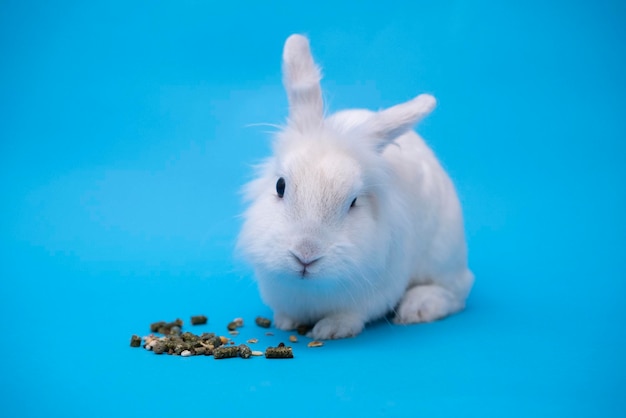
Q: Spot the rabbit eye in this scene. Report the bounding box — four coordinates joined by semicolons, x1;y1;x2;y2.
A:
350;197;357;208
276;177;286;198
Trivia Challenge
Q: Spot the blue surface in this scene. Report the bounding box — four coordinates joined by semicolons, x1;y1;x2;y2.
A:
1;1;625;417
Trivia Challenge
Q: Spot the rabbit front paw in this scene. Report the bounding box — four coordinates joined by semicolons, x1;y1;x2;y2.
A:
309;314;364;339
394;284;463;324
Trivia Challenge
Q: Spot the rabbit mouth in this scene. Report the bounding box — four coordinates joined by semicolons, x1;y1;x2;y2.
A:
298;264;320;278
289;251;323;278
297;263;320;278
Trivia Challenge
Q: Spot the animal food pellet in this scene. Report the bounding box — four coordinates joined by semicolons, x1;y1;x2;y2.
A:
133;316;305;360
307;341;324;348
297;324;312;336
255;316;271;328
207;336;223;348
265;344;294;359
153;341;166;355
130;335;142;347
213;346;239;359
238;344;252;359
150;321;166;333
181;332;196;342
150;319;183;335
146;338;159;349
191;315;207;325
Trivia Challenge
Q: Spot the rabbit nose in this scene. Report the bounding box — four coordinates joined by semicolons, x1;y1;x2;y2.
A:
290;251;322;268
290;239;322;267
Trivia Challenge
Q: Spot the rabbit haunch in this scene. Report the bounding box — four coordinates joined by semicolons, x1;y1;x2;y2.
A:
238;34;474;340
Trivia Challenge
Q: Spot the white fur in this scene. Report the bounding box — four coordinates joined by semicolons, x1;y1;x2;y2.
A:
237;34;474;339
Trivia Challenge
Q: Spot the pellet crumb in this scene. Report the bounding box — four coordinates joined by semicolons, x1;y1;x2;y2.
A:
228;330;239;336
251;350;263;356
247;338;258;344
153;342;166;355
181;350;192;357
130;335;142;347
307;341;324;348
190;315;207;325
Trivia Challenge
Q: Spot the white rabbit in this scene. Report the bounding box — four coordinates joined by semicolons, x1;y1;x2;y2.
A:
238;34;474;339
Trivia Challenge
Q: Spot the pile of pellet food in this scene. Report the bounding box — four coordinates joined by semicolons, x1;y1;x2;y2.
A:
129;315;325;360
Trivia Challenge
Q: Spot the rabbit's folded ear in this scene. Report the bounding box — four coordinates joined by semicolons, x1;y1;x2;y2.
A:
368;94;436;152
282;34;324;133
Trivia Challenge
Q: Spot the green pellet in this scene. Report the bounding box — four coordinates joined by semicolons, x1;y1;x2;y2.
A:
265;344;294;359
191;315;207;325
199;332;216;341
150;321;166;333
207;336;223;348
238;344;252;359
296;324;312;336
213;346;239;359
151;319;183;335
255;316;271;328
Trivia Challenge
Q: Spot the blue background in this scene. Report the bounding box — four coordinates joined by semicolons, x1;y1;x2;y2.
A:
1;1;624;417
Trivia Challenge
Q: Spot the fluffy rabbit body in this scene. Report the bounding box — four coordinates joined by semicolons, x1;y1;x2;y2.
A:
238;35;474;339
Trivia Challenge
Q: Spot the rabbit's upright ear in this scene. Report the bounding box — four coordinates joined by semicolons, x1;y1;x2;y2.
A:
282;34;324;133
368;94;436;152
